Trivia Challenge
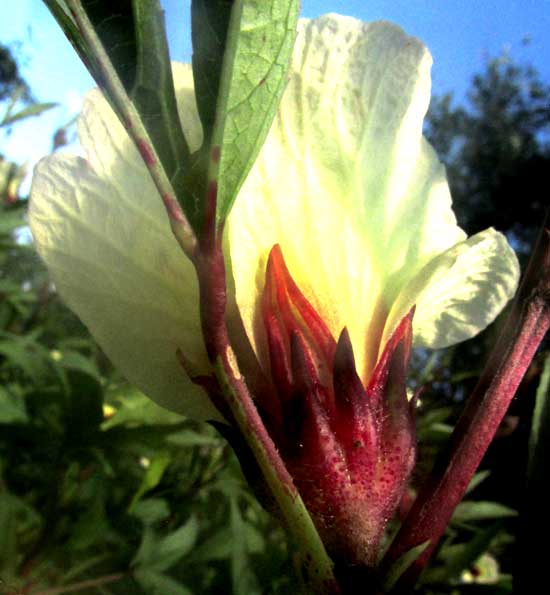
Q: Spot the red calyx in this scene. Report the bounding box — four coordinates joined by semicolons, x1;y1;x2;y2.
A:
259;244;417;566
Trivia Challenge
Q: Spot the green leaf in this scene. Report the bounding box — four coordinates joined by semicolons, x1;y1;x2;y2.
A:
440;522;502;580
133;513;198;576
1;102;58;126
191;0;233;143
466;470;491;495
66;498;109;550
381;541;430;592
131;498;171;526
192;0;299;229
517;353;550;591
228;495;261;594
147;516;199;572
452;501;518;523
0;335;53;384
131;0;192;192
0;210;26;235
55;349;101;380
82;0;191;177
528;352;550;477
134;568;192;595
129;450;171;511
45;0;192;219
101;386;184;430
0;386;28;424
165;428;221;447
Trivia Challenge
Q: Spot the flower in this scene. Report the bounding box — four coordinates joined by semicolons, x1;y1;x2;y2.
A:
30;14;519;565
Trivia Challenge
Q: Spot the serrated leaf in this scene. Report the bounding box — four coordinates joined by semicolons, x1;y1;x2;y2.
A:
452;501;517;523
193;0;299;229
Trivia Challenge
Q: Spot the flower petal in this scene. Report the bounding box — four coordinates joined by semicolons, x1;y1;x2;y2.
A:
385;228;520;349
29;87;218;421
228;15;470;381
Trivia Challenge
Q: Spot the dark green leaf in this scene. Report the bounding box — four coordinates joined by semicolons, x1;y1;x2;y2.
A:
45;0;192;218
0;335;53;384
229;495;261;594
191;0;234;141
0;386;28;424
528;352;550;477
129;450;171;510
452;501;517;523
465;470;491;495
382;541;430;592
132;0;192;194
147;516;199;571
517;353;550;592
101;386;183;429
81;0;136;88
441;523;502;579
56;349;100;380
134;568;192;595
131;498;171;526
165;428;221;447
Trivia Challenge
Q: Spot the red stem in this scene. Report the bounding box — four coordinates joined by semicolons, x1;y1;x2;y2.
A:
384;218;550;591
192;241;296;490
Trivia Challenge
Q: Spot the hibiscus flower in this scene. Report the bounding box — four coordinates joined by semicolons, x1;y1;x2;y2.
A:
30;14;519;564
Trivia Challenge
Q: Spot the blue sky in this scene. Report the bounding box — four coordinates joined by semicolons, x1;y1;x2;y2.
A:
1;0;550;168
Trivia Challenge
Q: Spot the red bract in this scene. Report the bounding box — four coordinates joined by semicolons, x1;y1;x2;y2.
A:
259;244;417;566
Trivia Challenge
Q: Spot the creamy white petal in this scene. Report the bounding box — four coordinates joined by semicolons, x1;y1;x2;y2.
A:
29;89;218;420
386;228;520;349
228;15;473;381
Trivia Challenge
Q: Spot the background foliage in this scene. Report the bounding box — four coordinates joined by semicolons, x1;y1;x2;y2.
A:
1;41;549;594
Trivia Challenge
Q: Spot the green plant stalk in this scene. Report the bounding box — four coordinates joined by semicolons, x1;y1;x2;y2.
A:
384;214;550;591
194;242;339;593
65;0;197;258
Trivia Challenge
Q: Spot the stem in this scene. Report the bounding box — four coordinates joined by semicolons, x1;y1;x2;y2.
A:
194;242;339;594
65;0;196;257
31;572;125;595
384;215;550;591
